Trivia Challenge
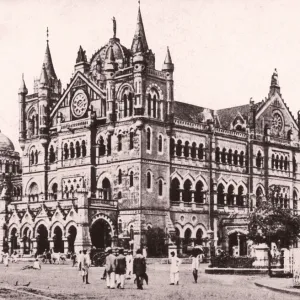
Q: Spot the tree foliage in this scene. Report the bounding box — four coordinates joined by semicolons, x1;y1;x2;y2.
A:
248;186;300;247
146;227;167;257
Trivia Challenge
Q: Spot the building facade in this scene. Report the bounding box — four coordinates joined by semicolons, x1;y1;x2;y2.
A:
1;5;300;256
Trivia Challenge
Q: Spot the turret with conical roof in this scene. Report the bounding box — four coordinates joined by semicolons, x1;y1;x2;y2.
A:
39;64;49;87
162;47;174;72
18;74;28;95
131;4;148;54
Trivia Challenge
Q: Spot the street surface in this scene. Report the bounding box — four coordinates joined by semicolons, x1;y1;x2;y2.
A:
0;261;296;299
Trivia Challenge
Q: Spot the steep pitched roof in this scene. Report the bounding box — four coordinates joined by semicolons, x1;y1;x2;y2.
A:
43;42;57;80
131;6;148;53
216;104;250;129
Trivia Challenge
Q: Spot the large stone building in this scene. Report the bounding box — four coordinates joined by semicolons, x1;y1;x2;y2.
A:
1;5;300;256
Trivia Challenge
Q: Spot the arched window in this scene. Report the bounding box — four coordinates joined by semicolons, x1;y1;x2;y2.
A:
147;94;151;116
293;156;297;173
176;140;182;157
227;185;235;206
170;138;175;157
118;169;122;185
118;134;122;152
70;142;75;158
153;95;157;118
280;156;284;170
52;183;58;200
183;179;192;202
228;149;232;164
12;162;16;174
128;93;133;116
284;157;288;171
217;184;225;205
198;144;204;160
191;143;196;158
49;145;55;163
184;141;189;158
158;180;163;196
99;137;106;156
237;186;244;206
233;150;238;165
158;135;163;152
146;128;151;151
256;187;264;207
221;148;226;163
195;181;204;204
5;161;9;173
272;154;275;169
293;191;298;211
124;94;128;118
171;178;180;202
215;147;220;163
64;143;69;159
82;141;86;157
147;172;151;189
35;150;38;164
30;151;34;165
275;155;279;169
256;151;262;168
75;141;81;158
107;135;111;156
239;151;244;167
102;178;111;200
129;171;134;187
129;131;134;150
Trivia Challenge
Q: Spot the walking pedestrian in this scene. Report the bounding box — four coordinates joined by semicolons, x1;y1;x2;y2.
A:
3;253;9;267
126;250;133;279
81;250;91;284
191;249;200;283
169;251;181;285
77;250;83;271
133;248;146;290
116;248;126;289
105;247;116;289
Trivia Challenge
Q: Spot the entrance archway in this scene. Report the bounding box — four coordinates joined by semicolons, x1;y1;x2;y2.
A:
10;228;18;254
183;228;192;253
67;226;77;253
36;224;49;255
23;228;31;255
53;226;64;253
90;219;112;249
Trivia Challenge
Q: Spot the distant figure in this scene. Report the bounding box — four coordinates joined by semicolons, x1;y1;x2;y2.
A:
191;249;200;283
21;259;41;270
77;250;83;271
3;253;9;267
169;251;181;285
81;250;91;284
133;248;146;290
11;251;18;263
126;250;133;279
105;247;116;289
116;248;126;289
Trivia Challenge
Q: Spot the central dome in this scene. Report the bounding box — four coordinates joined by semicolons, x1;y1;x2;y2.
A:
0;131;15;151
90;38;132;72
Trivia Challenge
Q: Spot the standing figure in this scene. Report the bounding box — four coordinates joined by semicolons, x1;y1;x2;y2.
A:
116;248;126;289
191;249;200;283
133;248;146;290
105;247;116;289
77;250;83;270
126;250;133;279
11;251;18;263
81;250;91;284
3;253;9;267
169;251;181;285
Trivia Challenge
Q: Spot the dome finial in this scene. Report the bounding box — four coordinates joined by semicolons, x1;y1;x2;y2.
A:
112;17;116;38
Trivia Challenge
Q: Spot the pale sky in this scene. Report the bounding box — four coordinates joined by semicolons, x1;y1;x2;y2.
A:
1;0;300;152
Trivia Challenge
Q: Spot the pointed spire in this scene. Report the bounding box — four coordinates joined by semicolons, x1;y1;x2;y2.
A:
76;45;87;64
131;3;148;53
164;47;172;64
18;74;28;94
40;64;49;86
162;46;174;71
42;27;57;80
135;35;144;53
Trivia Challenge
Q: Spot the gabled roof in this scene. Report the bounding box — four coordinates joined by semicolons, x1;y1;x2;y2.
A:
216;104;250;130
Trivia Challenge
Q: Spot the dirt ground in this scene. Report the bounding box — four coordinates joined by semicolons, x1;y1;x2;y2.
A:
0;260;296;300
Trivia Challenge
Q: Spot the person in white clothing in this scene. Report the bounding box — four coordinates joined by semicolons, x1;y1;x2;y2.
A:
126;250;133;279
81;250;91;284
191;249;200;283
169;251;181;285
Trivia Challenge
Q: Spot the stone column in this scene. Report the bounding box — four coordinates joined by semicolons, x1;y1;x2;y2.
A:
237;233;241;256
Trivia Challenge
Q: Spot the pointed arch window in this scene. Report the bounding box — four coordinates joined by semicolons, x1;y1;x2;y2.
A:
256;151;262;168
64;144;69;159
195;181;204;204
216;147;220;163
98;136;106;156
228;149;233;164
35;150;38;164
129;131;134;150
176;140;182;157
158;180;163;196
146;128;151;151
49;145;55;163
12;161;16;174
158;135;163;153
198;144;204;160
128;93;133;116
70;142;75;158
183;179;192;202
221;148;226;163
147;172;151;189
191;143;196;158
217;184;225;205
237;186;244;206
129;171;134;187
170;138;175;157
81;141;86;157
293;156;297;173
30;151;35;165
227;185;235;206
118;134;122;152
118;169;122;185
239;151;244;167
184;141;189;158
107;135;111;156
171;178;180;202
293;191;298;211
147;94;151;116
233;150;238;165
153;95;157;118
124;94;128;118
272;154;275;169
279;155;284;170
75;141;81;158
284;156;288;171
